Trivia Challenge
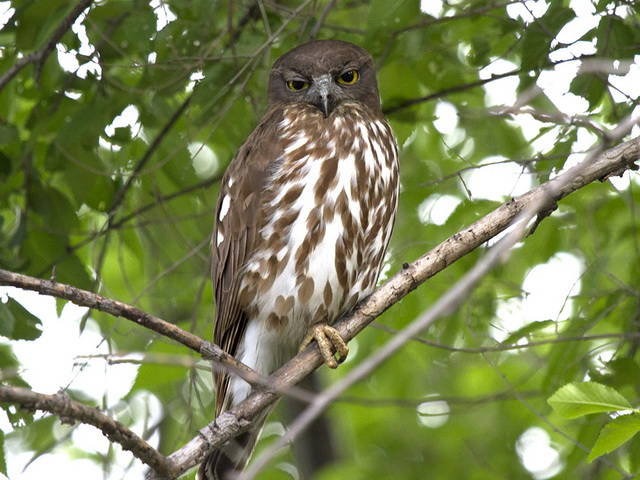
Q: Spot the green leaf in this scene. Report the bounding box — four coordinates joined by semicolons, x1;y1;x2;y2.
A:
0;344;29;388
0;122;18;145
630;434;640;473
521;27;550;71
548;382;632;419
368;0;419;32
596;16;638;58
570;74;606;109
0;297;42;340
501;320;554;346
521;5;573;70
64;164;115;211
28;183;79;232
8;416;56;460
588;414;640;462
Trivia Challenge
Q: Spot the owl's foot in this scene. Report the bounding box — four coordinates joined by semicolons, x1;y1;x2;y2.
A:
299;323;349;369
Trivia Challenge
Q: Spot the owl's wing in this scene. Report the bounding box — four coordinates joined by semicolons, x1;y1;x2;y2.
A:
212;109;283;414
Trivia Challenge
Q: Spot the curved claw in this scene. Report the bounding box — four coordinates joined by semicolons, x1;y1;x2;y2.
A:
299;323;349;369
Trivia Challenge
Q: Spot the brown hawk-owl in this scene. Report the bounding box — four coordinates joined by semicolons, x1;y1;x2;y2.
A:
200;39;399;479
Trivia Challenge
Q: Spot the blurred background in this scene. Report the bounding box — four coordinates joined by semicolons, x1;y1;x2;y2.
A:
0;0;639;478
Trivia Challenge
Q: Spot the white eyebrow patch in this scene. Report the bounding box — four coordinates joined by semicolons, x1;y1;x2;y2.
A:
219;195;231;221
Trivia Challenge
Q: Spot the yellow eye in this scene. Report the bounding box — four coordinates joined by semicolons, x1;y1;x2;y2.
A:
337;70;359;85
287;80;310;91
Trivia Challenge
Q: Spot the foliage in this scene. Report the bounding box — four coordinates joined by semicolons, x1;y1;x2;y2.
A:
1;0;639;479
549;382;640;462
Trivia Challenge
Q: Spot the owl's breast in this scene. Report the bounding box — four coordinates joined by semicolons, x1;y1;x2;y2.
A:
238;103;399;348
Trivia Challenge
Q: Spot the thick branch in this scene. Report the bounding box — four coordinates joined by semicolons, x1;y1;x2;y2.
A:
155;137;640;478
0;385;175;477
0;0;94;93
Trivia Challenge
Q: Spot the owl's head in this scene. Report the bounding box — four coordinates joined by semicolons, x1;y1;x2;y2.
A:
268;40;380;117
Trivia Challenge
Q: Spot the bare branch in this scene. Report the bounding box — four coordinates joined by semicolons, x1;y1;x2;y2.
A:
309;0;338;39
395;1;519;34
371;322;640;353
106;95;193;220
0;269;320;410
383;66;524;115
0;269;204;352
383;56;590;115
338;389;541;409
490;105;609;137
0;385;175;477
0;0;94;93
152;135;640;479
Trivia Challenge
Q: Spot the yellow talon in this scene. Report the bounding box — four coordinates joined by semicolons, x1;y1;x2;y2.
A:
299;323;349;369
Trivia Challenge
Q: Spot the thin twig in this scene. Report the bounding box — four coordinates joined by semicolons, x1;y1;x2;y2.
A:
0;385;175;477
395;1;519;34
489;105;608;137
0;0;94;93
371;322;640;353
383;56;591;115
106;96;193;220
309;0;337;39
338;389;541;408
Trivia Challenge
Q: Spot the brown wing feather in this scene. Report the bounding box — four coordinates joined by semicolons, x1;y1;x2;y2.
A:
212;108;284;414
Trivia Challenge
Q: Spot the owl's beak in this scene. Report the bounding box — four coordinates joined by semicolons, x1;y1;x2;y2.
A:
309;74;339;118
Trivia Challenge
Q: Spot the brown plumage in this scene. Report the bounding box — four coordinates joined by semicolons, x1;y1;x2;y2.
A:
200;39;399;479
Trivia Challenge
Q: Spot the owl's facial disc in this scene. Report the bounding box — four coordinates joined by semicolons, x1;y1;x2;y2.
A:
268;40;381;115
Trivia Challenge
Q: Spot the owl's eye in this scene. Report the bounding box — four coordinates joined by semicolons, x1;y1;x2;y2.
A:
337;70;359;85
287;80;310;91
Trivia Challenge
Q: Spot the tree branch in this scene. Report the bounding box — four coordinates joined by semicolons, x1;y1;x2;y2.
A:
0;385;175;477
106;95;193;221
3;133;638;477
394;1;519;34
0;269;203;352
383;56;592;115
372;322;640;353
0;270;309;402
152;135;640;478
0;0;94;93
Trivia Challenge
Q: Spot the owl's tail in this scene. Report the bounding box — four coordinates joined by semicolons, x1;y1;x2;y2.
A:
198;410;270;480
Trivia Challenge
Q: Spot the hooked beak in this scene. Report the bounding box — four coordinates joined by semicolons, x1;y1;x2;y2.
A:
308;74;337;118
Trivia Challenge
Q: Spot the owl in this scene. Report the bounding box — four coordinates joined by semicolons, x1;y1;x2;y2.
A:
199;39;399;479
